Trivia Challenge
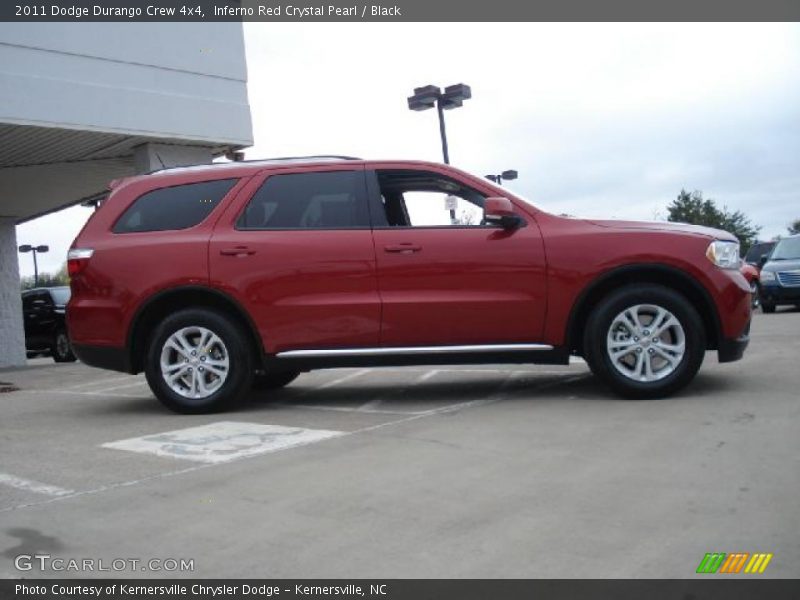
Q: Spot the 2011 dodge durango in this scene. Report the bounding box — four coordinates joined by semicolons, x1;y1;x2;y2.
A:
67;157;751;413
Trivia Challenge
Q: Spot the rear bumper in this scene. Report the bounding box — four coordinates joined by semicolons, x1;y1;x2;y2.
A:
72;343;132;374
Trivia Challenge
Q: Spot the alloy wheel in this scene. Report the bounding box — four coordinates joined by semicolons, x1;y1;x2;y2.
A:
606;304;686;382
160;326;229;399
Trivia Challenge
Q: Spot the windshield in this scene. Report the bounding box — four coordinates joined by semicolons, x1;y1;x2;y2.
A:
50;287;71;305
744;242;774;263
771;237;800;260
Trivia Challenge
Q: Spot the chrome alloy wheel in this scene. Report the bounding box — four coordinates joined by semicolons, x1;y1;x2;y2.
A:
160;326;229;399
606;304;686;382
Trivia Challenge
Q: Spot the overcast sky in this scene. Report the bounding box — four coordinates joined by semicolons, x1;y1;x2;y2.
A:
16;22;800;277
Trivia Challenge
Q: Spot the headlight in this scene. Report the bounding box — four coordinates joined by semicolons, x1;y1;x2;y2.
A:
760;270;777;283
705;240;741;269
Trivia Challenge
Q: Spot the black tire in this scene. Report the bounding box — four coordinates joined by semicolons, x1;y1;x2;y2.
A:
252;369;300;391
583;284;706;399
750;281;761;309
144;308;253;414
761;301;776;314
52;329;77;363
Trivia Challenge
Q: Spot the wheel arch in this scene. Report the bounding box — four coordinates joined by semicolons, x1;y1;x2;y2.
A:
126;286;263;374
566;264;722;355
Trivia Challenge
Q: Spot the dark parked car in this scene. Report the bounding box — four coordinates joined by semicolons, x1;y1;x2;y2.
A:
759;235;800;313
22;286;76;362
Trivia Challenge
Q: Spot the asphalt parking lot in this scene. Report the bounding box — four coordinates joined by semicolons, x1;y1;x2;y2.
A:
1;309;798;579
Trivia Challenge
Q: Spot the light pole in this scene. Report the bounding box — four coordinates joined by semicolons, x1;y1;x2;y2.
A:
408;83;471;222
18;244;49;288
485;170;519;186
407;83;472;165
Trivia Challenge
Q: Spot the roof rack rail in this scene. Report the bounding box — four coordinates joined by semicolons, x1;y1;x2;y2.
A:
147;155;362;175
258;155;362;161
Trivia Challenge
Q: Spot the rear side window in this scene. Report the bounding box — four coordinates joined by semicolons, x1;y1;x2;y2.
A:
113;179;237;233
237;170;369;229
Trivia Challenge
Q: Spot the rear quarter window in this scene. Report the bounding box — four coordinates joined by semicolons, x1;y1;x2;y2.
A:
112;179;237;233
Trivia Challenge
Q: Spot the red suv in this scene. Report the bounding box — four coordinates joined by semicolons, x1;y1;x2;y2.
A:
67;157;751;413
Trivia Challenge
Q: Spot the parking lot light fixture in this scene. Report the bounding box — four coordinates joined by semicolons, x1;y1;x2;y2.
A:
485;170;519;186
407;83;472;165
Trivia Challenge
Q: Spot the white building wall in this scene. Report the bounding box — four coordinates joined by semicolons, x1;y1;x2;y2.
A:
0;220;26;367
0;22;252;145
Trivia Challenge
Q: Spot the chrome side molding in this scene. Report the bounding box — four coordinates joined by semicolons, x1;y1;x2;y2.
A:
276;344;555;358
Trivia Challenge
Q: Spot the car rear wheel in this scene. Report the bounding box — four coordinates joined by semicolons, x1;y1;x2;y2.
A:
144;308;253;414
583;284;706;399
761;301;776;314
52;329;77;363
252;369;301;391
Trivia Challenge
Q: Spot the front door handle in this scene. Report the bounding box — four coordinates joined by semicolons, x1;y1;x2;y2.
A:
384;243;422;254
219;246;256;256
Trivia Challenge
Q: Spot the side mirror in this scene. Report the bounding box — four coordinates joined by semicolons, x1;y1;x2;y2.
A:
484;197;522;229
759;254;769;267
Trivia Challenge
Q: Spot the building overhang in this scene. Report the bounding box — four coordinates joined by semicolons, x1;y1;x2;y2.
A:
0;123;246;223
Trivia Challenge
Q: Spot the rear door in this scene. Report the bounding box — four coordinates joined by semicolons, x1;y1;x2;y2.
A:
209;165;381;354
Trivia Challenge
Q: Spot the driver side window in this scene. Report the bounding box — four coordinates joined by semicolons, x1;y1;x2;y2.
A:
375;170;487;227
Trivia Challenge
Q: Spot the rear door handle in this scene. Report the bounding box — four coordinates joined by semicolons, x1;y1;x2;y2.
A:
384;243;422;254
219;246;256;256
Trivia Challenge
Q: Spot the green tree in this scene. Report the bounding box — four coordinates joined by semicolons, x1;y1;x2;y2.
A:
788;219;800;235
20;262;70;290
666;189;761;254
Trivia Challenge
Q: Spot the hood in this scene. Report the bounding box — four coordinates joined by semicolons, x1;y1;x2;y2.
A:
762;258;800;273
585;219;736;241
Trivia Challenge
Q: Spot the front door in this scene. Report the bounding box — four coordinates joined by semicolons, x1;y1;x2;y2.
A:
368;167;547;347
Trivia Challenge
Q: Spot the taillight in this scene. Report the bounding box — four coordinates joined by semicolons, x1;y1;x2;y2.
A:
67;248;94;277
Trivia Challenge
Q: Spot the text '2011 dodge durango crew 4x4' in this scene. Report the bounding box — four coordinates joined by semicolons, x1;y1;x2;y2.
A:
67;157;751;413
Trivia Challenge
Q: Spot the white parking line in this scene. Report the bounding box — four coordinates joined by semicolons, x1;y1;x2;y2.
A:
310;369;370;391
279;403;423;415
0;472;74;497
64;375;141;390
357;369;441;412
17;389;146;400
84;380;149;394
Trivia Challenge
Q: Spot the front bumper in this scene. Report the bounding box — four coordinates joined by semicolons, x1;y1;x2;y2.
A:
717;318;750;363
760;284;800;305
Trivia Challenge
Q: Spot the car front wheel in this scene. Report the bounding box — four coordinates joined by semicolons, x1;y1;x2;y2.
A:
144;309;253;414
583;284;706;399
